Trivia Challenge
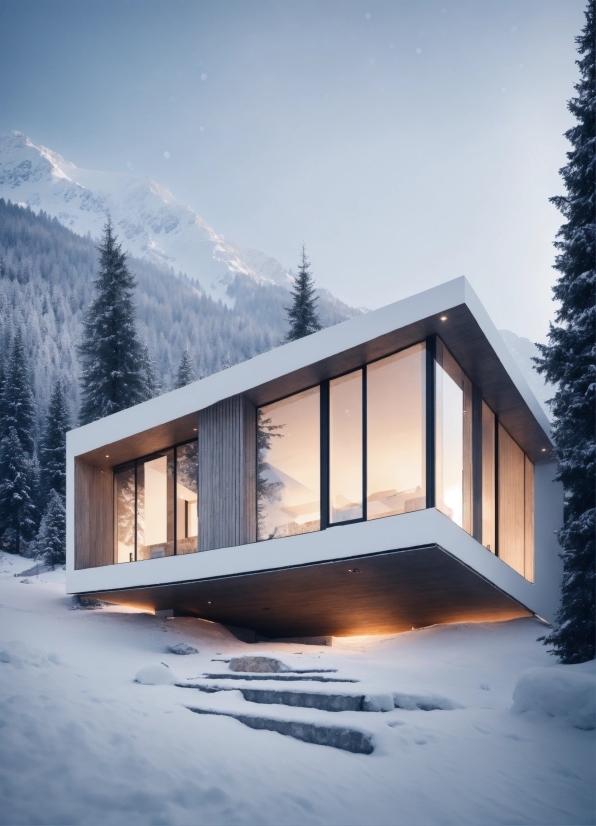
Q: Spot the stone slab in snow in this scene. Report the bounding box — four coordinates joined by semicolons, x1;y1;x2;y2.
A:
229;656;291;673
169;643;199;655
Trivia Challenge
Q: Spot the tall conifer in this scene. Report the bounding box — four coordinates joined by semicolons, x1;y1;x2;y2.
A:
284;245;322;342
2;330;36;453
36;489;66;569
78;220;154;425
535;0;595;664
0;427;37;554
175;348;195;388
40;382;70;507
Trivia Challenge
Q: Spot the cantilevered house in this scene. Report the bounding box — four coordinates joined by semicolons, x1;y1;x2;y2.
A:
66;278;563;638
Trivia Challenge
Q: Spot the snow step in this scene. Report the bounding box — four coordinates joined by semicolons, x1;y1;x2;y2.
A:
180;684;368;711
200;673;358;683
187;707;374;754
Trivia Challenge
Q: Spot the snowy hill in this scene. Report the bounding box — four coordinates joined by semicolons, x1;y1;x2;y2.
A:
0;131;295;303
0;551;593;825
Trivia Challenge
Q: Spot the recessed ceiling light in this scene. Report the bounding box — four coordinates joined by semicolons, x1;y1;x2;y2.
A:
207;601;212;604
348;568;360;573
193;428;197;431
440;315;447;321
105;455;109;458
541;448;547;452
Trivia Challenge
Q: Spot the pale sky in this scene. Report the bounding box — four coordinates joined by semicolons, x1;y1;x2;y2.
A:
0;0;586;340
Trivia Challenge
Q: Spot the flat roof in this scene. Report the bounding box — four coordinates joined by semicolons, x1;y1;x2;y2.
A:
68;276;553;468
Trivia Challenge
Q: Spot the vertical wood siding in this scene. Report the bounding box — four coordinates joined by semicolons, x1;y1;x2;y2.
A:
524;455;535;582
199;395;257;552
74;459;114;569
498;423;526;577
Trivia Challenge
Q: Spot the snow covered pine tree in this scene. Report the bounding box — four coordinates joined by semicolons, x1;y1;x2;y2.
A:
35;489;66;569
1;329;36;454
0;427;37;554
284;245;322;342
175;348;196;388
39;382;70;509
535;0;595;664
78;219;157;425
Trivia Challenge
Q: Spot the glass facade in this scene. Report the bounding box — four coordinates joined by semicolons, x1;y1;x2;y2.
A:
367;344;426;519
110;335;535;582
113;441;198;563
115;462;135;564
329;370;363;523
435;340;473;533
176;441;199;554
257;386;321;540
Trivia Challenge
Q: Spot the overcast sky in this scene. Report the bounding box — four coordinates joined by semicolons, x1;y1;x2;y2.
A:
0;0;586;340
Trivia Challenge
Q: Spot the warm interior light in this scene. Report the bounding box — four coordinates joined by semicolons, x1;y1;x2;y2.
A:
440;315;448;321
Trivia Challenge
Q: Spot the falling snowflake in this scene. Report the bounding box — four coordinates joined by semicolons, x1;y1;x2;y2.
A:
200;73;207;81
163;151;170;159
415;47;422;54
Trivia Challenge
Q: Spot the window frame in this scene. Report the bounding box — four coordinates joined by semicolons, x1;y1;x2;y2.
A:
112;437;198;562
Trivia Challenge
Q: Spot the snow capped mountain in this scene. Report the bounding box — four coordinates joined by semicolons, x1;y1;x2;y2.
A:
0;131;293;303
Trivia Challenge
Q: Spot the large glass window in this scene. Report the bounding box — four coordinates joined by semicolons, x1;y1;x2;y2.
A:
257;386;320;540
115;462;135;563
367;343;426;519
136;450;175;560
330;370;363;523
114;441;197;562
435;340;473;532
176;442;198;554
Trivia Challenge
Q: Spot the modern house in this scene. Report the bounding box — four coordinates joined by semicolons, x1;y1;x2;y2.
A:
66;277;563;638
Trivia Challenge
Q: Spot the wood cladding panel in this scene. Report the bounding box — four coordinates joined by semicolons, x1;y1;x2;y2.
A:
87;545;531;637
498;423;525;576
79;412;198;470
75;459;113;569
524;456;535;583
199;395;256;552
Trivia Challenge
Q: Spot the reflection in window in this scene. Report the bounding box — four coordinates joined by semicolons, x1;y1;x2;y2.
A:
481;401;496;552
367;343;426;519
115;462;135;563
176;442;198;554
257;386;320;540
330;370;363;523
136;450;175;560
435;340;472;532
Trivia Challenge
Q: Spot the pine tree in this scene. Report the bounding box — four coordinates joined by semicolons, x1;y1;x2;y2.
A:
175;348;196;388
1;330;36;453
78;219;154;425
0;427;37;554
535;1;595;664
284;244;322;342
40;382;70;507
35;489;66;569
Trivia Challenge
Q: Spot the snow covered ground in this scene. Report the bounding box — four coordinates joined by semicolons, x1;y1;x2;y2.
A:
0;550;593;826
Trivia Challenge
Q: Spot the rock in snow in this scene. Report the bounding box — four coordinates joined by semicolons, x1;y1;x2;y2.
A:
511;667;596;730
168;643;199;656
229;656;291;673
135;664;178;685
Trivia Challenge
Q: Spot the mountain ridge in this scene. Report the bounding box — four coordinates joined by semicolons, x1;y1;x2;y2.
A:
0;130;299;304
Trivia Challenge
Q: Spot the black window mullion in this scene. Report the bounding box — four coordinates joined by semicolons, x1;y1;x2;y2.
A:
472;385;483;542
320;380;330;530
134;459;138;562
362;365;367;522
425;335;436;509
173;446;178;555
